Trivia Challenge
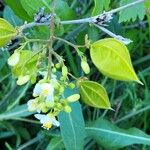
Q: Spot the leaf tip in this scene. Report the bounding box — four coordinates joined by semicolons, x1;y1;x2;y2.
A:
109;107;115;111
136;79;144;86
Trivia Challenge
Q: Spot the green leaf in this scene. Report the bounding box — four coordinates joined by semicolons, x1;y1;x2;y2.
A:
21;0;75;21
86;118;150;149
0;104;33;120
5;0;32;21
20;0;51;18
119;0;145;23
79;81;111;109
12;50;38;84
3;6;23;26
54;0;76;21
0;18;17;47
58;100;85;150
145;1;150;34
92;0;110;16
90;38;142;84
46;137;64;150
20;0;75;37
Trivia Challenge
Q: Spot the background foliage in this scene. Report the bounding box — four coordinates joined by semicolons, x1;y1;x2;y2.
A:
0;0;150;150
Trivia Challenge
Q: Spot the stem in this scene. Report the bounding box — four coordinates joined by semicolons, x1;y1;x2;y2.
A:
12;117;40;124
17;137;40;150
54;36;78;49
68;73;78;80
54;36;86;48
93;23;132;44
20;0;147;30
51;50;64;62
47;0;55;80
115;105;150;124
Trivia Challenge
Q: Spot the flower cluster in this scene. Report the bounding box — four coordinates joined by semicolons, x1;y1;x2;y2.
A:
27;70;80;130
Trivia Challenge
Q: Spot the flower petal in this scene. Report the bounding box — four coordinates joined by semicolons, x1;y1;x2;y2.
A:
51;117;60;127
27;99;36;111
46;92;54;102
33;83;42;97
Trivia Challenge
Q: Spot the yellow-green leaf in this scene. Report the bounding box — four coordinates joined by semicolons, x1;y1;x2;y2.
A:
79;81;111;109
0;18;17;47
90;38;142;84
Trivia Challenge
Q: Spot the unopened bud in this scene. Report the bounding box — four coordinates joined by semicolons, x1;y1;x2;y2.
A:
46;101;54;108
52;67;57;73
55;63;61;69
67;94;80;102
62;65;68;77
8;51;20;66
81;61;90;74
69;83;75;89
64;105;72;113
17;75;30;85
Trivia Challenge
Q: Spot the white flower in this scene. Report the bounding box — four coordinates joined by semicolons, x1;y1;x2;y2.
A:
27;99;41;113
27;99;37;112
34;114;60;130
33;83;42;97
33;83;54;102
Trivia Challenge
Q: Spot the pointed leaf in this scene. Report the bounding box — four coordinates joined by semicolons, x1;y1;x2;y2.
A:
86;118;150;149
79;81;111;109
0;18;17;47
58;102;85;150
90;38;142;84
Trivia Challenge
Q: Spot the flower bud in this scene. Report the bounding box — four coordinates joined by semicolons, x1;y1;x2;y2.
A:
81;60;90;74
69;83;75;89
46;101;54;108
59;86;64;93
62;65;68;77
67;94;80;102
64;105;72;113
56;103;62;109
8;51;20;66
17;75;30;85
52;67;57;73
55;63;61;69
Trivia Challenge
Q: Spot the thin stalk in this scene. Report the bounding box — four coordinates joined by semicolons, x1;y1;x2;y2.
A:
47;0;55;80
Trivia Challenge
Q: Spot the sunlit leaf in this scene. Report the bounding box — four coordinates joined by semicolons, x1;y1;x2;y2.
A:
12;50;38;84
0;18;17;47
79;80;111;109
90;38;142;84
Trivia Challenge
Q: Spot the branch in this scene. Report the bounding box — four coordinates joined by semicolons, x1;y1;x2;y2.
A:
20;0;147;30
93;23;132;45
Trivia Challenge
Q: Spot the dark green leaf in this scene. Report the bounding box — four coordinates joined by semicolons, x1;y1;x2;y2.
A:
58;102;85;150
86;118;150;149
